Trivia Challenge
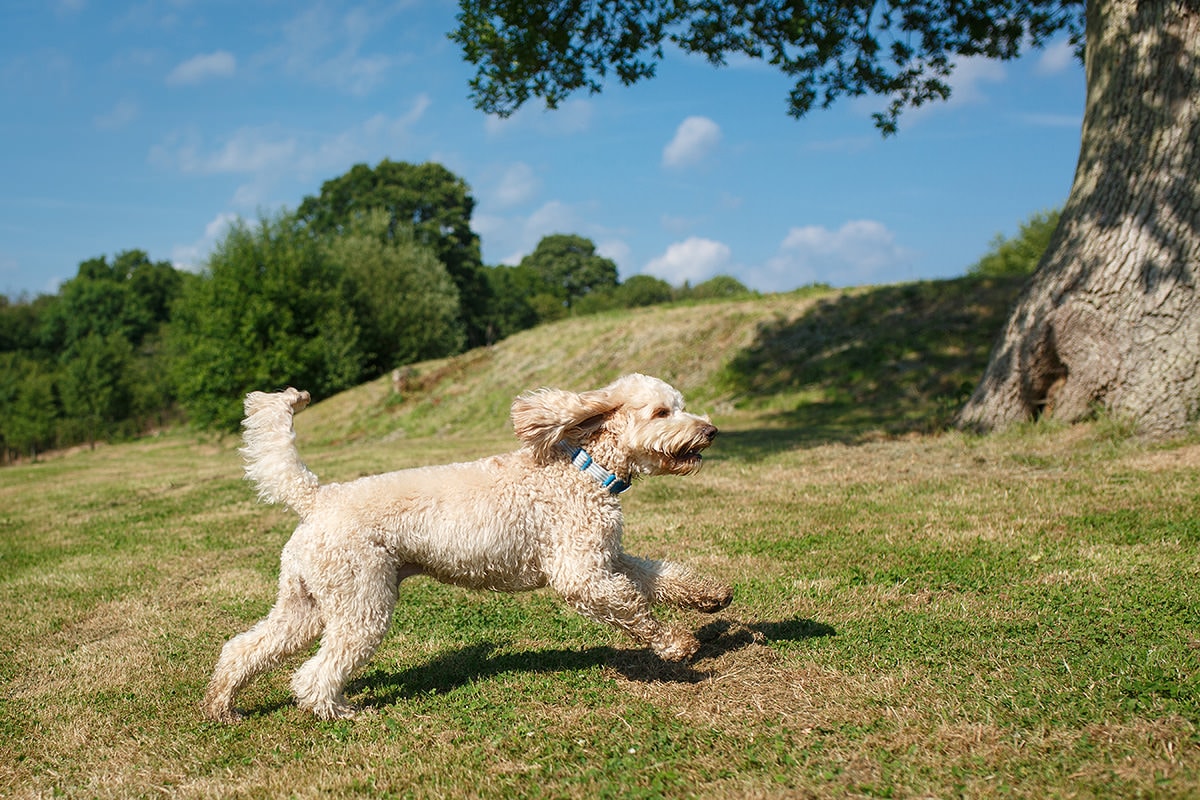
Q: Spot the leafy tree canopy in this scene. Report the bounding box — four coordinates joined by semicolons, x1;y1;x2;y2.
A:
58;332;135;447
967;208;1061;278
323;210;466;373
685;275;753;300
482;263;546;341
518;234;619;309
0;359;57;459
613;274;675;307
296;159;492;346
452;0;1083;133
39;250;184;351
168;212;363;430
0;293;53;354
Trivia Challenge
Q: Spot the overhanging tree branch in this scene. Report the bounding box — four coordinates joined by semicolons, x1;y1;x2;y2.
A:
451;0;1084;133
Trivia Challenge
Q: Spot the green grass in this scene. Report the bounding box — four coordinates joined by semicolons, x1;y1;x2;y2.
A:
2;278;1198;798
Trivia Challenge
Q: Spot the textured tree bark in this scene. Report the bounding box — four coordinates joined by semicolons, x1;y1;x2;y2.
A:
958;0;1200;439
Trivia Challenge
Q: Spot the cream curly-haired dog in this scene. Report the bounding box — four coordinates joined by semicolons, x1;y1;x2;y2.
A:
203;374;732;722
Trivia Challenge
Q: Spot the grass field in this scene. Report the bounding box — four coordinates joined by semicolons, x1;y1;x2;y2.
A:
2;278;1198;798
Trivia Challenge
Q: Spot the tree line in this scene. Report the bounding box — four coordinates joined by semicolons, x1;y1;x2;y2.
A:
0;159;750;462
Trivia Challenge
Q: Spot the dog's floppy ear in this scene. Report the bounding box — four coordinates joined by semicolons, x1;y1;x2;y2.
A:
511;387;617;458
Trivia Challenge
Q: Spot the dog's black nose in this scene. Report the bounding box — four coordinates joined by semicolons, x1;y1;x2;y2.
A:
702;424;718;442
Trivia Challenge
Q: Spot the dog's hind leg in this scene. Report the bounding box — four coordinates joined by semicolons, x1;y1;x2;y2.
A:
616;553;733;613
289;558;400;720
203;569;323;723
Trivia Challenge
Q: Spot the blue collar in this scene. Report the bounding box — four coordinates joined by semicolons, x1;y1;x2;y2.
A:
557;441;631;495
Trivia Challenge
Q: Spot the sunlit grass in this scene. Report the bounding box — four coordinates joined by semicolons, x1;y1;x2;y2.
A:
2;279;1197;798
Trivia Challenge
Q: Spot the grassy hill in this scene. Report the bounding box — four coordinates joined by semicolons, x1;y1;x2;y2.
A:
3;275;1199;799
297;275;1024;447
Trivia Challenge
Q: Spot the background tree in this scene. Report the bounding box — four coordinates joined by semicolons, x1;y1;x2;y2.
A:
0;294;49;354
483;264;545;340
452;0;1082;133
39;257;133;351
5;251;187;450
168;213;363;430
0;352;29;462
1;360;58;461
967;209;1062;278
58;332;134;448
574;273;675;313
453;0;1200;438
958;1;1200;438
38;250;183;352
614;274;675;307
297;160;492;348
122;250;186;342
683;275;753;301
323;210;466;373
518;234;619;312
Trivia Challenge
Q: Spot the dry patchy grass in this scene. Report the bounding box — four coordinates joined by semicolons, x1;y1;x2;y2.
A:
1;406;1198;798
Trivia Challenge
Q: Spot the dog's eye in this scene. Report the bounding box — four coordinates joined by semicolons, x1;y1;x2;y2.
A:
653;407;670;419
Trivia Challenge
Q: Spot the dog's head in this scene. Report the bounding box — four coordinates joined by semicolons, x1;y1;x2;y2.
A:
510;373;717;477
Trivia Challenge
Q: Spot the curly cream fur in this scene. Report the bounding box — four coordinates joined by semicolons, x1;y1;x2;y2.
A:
203;374;732;722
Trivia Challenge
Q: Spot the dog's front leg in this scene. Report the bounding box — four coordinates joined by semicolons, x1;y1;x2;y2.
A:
616;553;733;613
551;568;700;661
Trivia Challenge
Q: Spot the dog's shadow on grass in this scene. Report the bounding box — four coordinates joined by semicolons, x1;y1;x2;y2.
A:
355;617;834;708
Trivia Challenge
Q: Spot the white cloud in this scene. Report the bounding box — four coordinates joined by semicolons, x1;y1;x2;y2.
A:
747;220;913;291
660;213;697;234
207;131;298;173
1;50;71;92
399;93;431;127
1037;39;1077;75
483;200;582;265
469;210;503;236
947;57;1007;107
596;239;632;276
166;51;236;86
171;211;240;271
662;116;721;169
149;98;429;200
643;237;733;285
148;127;297;177
479;199;630;269
491;162;539;208
719;191;744;210
204;212;239;240
852;55;1005;127
524;200;577;237
268;4;401;96
94;99;139;130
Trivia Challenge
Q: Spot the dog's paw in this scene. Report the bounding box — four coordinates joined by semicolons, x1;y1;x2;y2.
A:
316;704;357;721
652;628;701;662
307;698;366;721
692;584;734;613
201;700;244;725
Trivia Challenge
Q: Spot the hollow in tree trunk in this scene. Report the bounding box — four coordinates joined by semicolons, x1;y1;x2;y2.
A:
958;0;1200;439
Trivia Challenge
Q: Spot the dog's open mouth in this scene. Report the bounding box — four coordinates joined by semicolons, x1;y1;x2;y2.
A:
670;446;709;467
661;425;716;473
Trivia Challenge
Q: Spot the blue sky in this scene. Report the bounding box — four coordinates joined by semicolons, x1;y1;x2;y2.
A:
1;0;1085;299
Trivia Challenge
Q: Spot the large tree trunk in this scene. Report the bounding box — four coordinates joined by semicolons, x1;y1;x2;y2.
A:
958;0;1200;439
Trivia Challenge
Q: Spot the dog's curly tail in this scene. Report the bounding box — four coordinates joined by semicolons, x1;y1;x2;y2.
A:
240;387;319;518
